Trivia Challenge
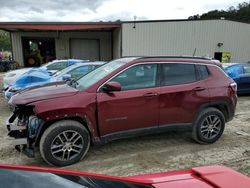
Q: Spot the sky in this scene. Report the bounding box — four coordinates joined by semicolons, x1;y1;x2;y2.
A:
0;0;246;22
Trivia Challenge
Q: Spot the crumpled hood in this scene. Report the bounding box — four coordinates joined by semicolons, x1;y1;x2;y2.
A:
9;83;78;105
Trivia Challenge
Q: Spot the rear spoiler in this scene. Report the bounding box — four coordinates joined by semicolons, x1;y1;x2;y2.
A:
192;165;250;188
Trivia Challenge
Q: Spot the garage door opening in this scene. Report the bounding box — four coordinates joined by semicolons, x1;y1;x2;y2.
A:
22;37;56;67
70;39;100;61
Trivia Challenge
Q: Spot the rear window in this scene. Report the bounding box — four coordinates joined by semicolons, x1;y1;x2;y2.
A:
0;168;150;188
161;63;196;86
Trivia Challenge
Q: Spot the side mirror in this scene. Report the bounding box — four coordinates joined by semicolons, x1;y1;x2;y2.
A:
103;81;121;93
62;74;72;81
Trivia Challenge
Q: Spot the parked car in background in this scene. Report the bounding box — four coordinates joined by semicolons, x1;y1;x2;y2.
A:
5;61;105;99
7;57;237;166
1;164;250;188
223;63;250;94
4;69;51;100
3;59;88;90
50;61;105;82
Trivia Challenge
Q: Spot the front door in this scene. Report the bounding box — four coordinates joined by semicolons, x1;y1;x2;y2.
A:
97;64;160;136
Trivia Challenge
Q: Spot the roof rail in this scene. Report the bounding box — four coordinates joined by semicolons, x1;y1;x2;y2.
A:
136;56;213;60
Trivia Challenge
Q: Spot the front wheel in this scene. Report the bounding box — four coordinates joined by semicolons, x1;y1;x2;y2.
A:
192;107;225;144
39;120;90;166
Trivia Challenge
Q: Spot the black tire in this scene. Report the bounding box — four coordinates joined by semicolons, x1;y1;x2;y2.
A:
192;107;225;144
26;56;40;67
39;120;90;166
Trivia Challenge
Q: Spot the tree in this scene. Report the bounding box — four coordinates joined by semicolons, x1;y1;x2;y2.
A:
0;30;11;51
188;1;250;23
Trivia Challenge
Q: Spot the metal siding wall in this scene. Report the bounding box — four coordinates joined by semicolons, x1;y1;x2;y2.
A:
10;31;112;66
11;32;23;66
113;28;121;59
122;20;250;62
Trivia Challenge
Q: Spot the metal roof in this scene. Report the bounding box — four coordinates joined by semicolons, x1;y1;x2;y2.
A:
1;19;249;32
0;22;121;31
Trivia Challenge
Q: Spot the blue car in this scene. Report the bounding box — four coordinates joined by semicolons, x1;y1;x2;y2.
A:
5;61;105;99
223;63;250;94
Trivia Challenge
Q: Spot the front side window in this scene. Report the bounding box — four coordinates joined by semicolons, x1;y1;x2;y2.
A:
110;64;157;90
161;63;196;86
67;66;92;79
77;58;138;90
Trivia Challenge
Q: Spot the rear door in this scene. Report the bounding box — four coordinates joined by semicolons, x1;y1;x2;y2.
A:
159;63;210;125
97;63;160;136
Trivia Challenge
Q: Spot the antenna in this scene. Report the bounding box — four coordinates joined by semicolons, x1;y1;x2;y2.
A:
193;48;197;56
133;16;137;29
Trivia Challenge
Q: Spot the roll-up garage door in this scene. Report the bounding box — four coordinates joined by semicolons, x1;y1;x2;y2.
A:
70;39;100;61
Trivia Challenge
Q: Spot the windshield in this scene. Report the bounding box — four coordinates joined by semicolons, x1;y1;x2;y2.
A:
77;58;137;90
0;168;150;188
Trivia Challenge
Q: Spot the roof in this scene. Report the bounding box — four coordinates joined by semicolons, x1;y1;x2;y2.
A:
0;19;248;32
0;22;121;31
122;18;250;24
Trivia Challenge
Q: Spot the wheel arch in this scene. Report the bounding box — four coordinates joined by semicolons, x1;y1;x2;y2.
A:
35;116;95;146
194;101;231;124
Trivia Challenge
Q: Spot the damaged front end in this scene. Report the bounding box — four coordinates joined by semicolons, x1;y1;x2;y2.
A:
6;105;44;158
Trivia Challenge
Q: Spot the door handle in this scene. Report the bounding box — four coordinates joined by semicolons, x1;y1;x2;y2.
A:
192;87;205;91
143;92;158;97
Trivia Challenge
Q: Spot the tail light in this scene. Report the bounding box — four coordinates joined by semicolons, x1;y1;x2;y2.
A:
229;82;237;93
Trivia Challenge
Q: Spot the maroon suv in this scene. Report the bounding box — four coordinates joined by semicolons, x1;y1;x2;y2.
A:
7;57;237;166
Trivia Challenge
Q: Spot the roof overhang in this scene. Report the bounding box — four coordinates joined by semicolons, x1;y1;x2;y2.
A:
0;22;121;32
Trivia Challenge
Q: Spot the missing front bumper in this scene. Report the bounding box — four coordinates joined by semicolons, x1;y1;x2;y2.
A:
6;112;41;158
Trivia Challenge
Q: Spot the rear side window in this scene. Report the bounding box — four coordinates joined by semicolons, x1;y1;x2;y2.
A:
161;63;196;86
196;65;209;80
47;61;68;71
243;65;250;74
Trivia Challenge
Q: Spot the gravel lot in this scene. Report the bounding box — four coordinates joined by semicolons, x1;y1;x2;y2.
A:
0;73;250;176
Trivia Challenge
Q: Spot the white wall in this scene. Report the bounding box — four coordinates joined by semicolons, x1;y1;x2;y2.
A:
112;28;121;59
122;20;250;62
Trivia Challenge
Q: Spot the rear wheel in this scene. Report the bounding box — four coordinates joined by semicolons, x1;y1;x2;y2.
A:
192;107;225;144
39;120;90;166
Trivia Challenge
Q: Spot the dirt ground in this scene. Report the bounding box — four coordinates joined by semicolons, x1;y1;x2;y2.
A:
0;73;250;177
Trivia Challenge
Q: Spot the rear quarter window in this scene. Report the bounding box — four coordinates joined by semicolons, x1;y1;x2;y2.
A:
196;65;209;80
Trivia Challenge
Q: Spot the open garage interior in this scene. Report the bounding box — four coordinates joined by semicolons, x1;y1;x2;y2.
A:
0;23;121;66
22;37;56;67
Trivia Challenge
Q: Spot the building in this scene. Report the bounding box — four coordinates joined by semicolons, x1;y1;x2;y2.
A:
0;19;250;67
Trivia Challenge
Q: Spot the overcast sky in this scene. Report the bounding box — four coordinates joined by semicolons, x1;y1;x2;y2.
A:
0;0;246;22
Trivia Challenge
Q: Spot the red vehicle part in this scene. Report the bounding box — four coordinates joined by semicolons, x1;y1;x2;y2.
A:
0;164;250;188
7;57;237;166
